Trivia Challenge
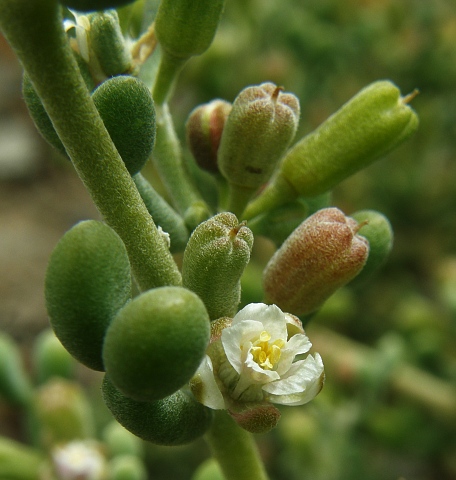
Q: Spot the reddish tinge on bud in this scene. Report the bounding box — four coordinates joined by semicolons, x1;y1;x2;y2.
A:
263;208;369;316
186;99;232;173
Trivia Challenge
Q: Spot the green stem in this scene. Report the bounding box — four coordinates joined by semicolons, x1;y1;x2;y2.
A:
205;410;269;480
227;184;255;220
152;51;187;106
154;103;211;230
0;0;181;291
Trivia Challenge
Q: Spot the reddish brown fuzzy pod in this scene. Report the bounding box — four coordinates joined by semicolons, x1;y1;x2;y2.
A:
263;208;369;316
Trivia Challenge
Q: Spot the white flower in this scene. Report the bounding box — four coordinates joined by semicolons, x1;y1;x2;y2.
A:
192;303;324;410
52;441;106;480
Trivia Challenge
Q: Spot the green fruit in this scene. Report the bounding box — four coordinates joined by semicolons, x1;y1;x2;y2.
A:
45;220;131;371
92;76;156;175
102;375;213;445
103;286;210;402
59;0;135;12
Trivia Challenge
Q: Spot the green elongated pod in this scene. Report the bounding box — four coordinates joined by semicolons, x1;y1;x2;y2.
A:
87;10;134;78
155;0;225;60
182;213;254;320
45;220;131;371
103;287;210;402
92;76;156;175
218;83;300;215
350;210;394;286
244;81;419;219
263;208;369;316
102;375;213;446
133;173;189;253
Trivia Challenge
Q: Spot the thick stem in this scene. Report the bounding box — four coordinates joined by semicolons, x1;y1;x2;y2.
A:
154;103;211;230
205;410;269;480
152;50;186;106
0;0;181;290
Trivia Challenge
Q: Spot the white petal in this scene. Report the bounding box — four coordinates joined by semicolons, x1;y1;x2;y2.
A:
262;354;324;406
191;356;225;410
232;304;287;340
276;333;312;376
243;348;280;383
221;320;263;373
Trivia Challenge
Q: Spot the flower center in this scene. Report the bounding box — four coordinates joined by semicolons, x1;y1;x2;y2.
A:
251;331;285;370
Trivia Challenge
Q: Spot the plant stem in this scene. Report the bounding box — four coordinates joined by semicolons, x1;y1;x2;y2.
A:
153;103;211;230
152;51;186;106
0;0;181;291
205;410;269;480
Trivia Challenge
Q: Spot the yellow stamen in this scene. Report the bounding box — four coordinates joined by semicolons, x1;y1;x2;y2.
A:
251;331;284;370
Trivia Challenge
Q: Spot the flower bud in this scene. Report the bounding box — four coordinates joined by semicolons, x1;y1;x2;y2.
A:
45;220;132;371
228;403;281;434
244;81;418;219
103;287;210;402
34;379;94;448
155;0;225;60
102;421;143;458
217;83;300;214
102;375;213;445
186;99;232;173
263;208;369;316
350;209;394;286
182;213;254;320
60;0;135;12
87;10;134;79
107;455;147;480
92;76;156;175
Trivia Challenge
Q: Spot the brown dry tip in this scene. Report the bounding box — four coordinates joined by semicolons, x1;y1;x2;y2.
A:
271;86;284;102
402;88;419;104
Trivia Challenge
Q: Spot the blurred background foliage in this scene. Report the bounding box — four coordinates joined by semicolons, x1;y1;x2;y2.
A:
1;0;455;479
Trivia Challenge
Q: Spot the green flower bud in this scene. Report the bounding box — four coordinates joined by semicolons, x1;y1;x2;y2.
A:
33;329;76;384
133;173;189;253
102;375;213;445
218;83;300;214
103;286;210;402
263;208;369;316
186;99;232;173
0;437;44;480
155;0;225;60
45;220;132;371
88;10;134;78
350;210;394;286
34;379;94;449
92;76;156;175
244;81;419;218
59;0;135;12
182;213;254;320
192;459;224;480
107;455;147;480
0;332;32;407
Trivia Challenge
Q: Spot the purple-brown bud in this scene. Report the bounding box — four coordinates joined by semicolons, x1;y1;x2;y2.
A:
263;208;369;316
186;99;232;173
228;403;281;434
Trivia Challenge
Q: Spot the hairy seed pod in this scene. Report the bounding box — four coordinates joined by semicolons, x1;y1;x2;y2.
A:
186;99;232;173
88;10;133;78
45;220;131;371
102;375;213;445
263;208;369;316
103;287;210;402
92;76;156;175
182;213;254;320
218;83;300;214
244;81;419;219
155;0;225;60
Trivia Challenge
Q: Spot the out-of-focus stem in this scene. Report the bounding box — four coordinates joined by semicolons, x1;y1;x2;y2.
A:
308;325;456;424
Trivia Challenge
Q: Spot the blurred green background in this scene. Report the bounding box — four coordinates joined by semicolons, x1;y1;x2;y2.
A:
0;0;455;479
